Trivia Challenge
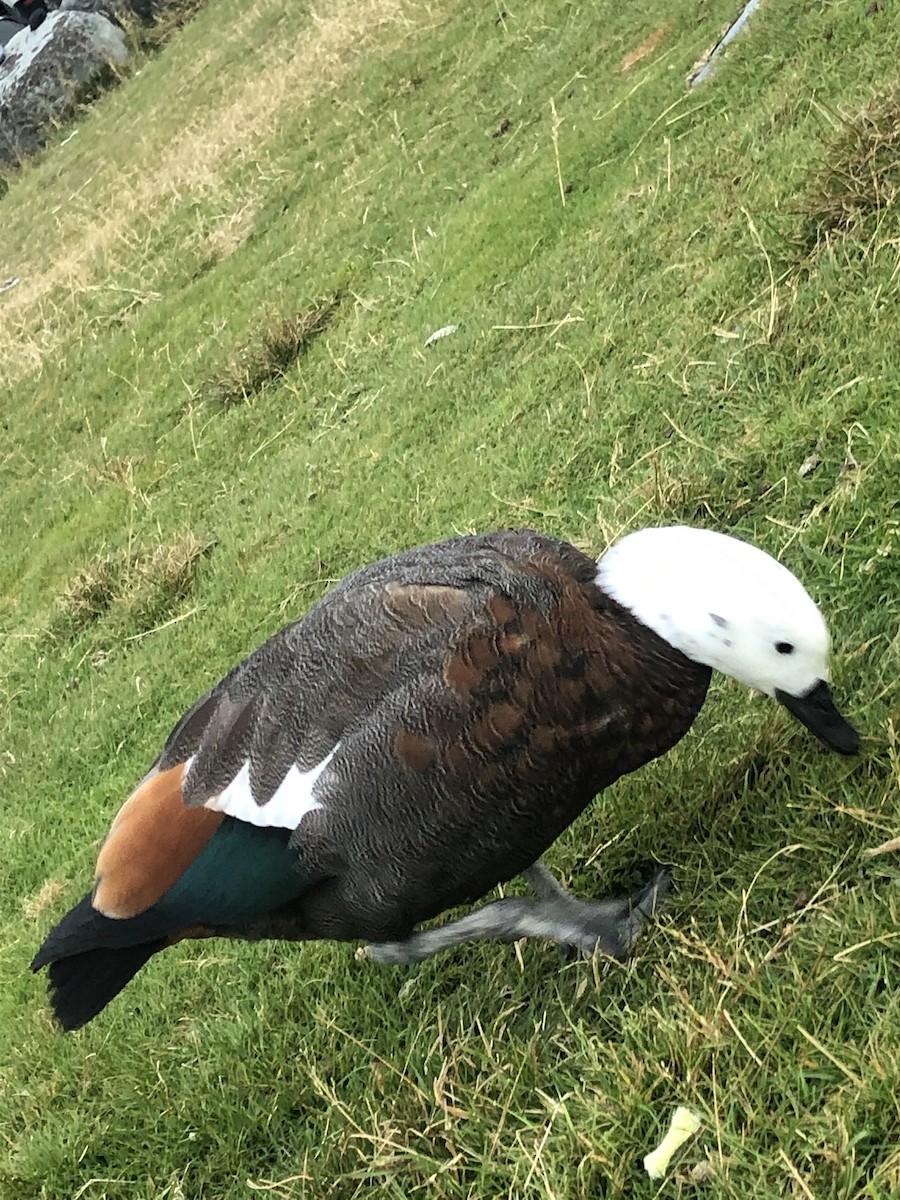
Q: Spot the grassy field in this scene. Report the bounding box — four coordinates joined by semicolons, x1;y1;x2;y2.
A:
1;0;899;1195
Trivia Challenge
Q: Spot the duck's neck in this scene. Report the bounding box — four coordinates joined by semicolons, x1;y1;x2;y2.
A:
595;530;714;669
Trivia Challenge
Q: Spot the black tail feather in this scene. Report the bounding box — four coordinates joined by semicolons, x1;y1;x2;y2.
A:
42;941;166;1031
33;893;174;1030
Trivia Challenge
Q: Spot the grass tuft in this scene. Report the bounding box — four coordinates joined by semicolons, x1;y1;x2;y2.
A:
52;532;211;642
205;294;343;408
120;531;213;633
800;87;900;249
54;552;127;637
135;0;213;52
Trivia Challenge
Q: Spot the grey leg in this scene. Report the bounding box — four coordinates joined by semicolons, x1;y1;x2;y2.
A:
366;866;671;965
522;859;571;901
522;859;601;962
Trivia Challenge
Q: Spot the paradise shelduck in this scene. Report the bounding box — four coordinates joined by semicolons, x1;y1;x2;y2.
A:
32;526;859;1030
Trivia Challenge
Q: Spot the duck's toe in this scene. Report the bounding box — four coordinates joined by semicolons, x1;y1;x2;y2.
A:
557;865;673;962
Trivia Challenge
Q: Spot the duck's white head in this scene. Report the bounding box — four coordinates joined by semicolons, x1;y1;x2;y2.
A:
596;525;859;755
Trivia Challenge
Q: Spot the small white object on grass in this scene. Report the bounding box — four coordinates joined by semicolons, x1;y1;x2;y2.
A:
798;453;822;478
643;1106;702;1180
424;324;458;346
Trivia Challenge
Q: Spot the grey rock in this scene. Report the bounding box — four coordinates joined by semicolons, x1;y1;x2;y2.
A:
0;10;128;164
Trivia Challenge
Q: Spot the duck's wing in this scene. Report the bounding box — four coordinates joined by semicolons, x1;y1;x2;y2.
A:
91;529;608;924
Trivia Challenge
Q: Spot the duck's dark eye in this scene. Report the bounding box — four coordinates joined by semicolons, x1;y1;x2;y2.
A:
775;641;795;655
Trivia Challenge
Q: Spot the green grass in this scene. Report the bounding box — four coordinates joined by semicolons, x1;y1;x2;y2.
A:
2;0;899;1195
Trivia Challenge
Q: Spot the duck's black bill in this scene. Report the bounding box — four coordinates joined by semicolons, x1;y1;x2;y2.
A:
775;679;860;755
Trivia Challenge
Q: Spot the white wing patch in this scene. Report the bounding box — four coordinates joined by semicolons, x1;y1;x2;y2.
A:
204;745;338;830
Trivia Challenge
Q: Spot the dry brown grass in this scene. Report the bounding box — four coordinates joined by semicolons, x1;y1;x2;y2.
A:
21;878;68;921
195;196;261;264
619;21;673;72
